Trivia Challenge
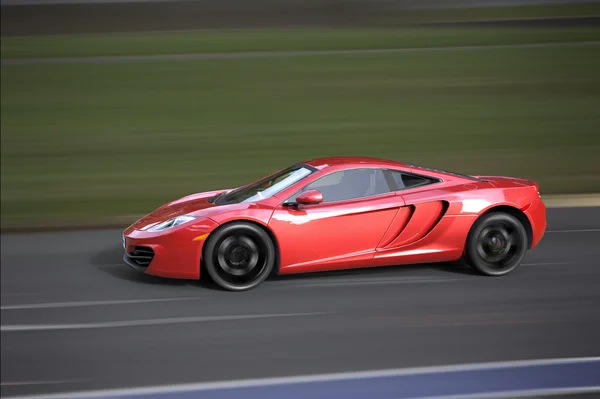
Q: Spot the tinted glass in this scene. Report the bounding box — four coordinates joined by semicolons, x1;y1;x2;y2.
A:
215;165;313;205
389;171;430;189
405;164;481;181
299;168;390;203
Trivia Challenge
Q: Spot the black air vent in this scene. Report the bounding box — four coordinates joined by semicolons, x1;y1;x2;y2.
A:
125;246;154;268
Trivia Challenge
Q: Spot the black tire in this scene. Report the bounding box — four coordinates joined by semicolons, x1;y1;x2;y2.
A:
203;222;275;291
464;212;528;276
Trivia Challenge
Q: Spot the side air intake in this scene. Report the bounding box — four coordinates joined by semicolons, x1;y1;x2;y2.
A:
382;201;449;249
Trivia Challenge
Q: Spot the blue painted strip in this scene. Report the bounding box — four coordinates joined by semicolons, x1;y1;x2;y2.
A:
125;361;600;399
12;358;600;399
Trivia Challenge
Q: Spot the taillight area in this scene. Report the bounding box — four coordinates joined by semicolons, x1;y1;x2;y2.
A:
533;182;541;198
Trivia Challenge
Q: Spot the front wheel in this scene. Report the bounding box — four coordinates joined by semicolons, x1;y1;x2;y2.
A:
464;212;528;276
203;222;275;291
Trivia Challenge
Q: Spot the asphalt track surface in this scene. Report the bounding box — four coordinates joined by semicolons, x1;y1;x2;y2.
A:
1;206;600;398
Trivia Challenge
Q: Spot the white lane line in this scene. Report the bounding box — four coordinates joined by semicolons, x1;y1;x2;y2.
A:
0;312;327;332
1;297;205;310
546;229;600;233
3;41;599;65
4;357;600;399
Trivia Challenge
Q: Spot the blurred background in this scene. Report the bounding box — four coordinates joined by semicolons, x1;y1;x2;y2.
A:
1;0;599;229
2;3;600;398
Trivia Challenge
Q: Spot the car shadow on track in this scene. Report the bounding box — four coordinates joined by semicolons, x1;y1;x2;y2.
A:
89;243;478;290
267;260;479;283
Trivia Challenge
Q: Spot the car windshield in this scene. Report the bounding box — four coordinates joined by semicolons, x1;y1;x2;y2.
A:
213;164;314;205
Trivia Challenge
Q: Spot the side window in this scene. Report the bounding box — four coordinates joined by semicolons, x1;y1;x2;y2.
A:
308;170;343;189
388;170;431;190
300;168;390;203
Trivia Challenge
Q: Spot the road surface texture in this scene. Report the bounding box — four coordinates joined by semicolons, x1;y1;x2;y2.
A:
1;206;600;397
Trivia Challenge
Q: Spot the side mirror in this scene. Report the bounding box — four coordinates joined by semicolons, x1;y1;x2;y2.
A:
296;189;323;205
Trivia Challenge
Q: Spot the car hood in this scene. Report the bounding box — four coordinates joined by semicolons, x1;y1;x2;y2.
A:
130;189;229;231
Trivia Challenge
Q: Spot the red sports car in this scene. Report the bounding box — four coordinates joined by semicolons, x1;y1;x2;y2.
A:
123;157;547;291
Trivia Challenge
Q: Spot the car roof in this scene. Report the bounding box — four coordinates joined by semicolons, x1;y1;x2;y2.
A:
300;156;409;171
299;156;481;182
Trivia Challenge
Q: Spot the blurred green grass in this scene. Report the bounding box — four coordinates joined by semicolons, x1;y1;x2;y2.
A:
392;2;600;21
3;27;600;59
2;28;600;228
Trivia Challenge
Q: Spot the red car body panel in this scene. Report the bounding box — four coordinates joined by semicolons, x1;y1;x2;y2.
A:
123;156;547;280
124;217;218;279
269;192;403;272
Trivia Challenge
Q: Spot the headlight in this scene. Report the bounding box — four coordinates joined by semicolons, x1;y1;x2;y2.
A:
147;215;198;232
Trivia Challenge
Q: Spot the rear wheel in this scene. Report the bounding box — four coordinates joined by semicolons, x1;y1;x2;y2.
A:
203;222;275;291
465;212;528;276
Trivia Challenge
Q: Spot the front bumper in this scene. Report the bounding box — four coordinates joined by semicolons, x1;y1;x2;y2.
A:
122;218;219;280
123;252;151;274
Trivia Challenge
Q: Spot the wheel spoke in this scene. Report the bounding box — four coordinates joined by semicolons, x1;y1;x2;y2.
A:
506;233;516;248
466;213;527;277
476;222;522;269
211;230;271;287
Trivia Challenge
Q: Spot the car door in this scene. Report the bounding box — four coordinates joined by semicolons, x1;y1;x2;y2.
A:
269;168;405;274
